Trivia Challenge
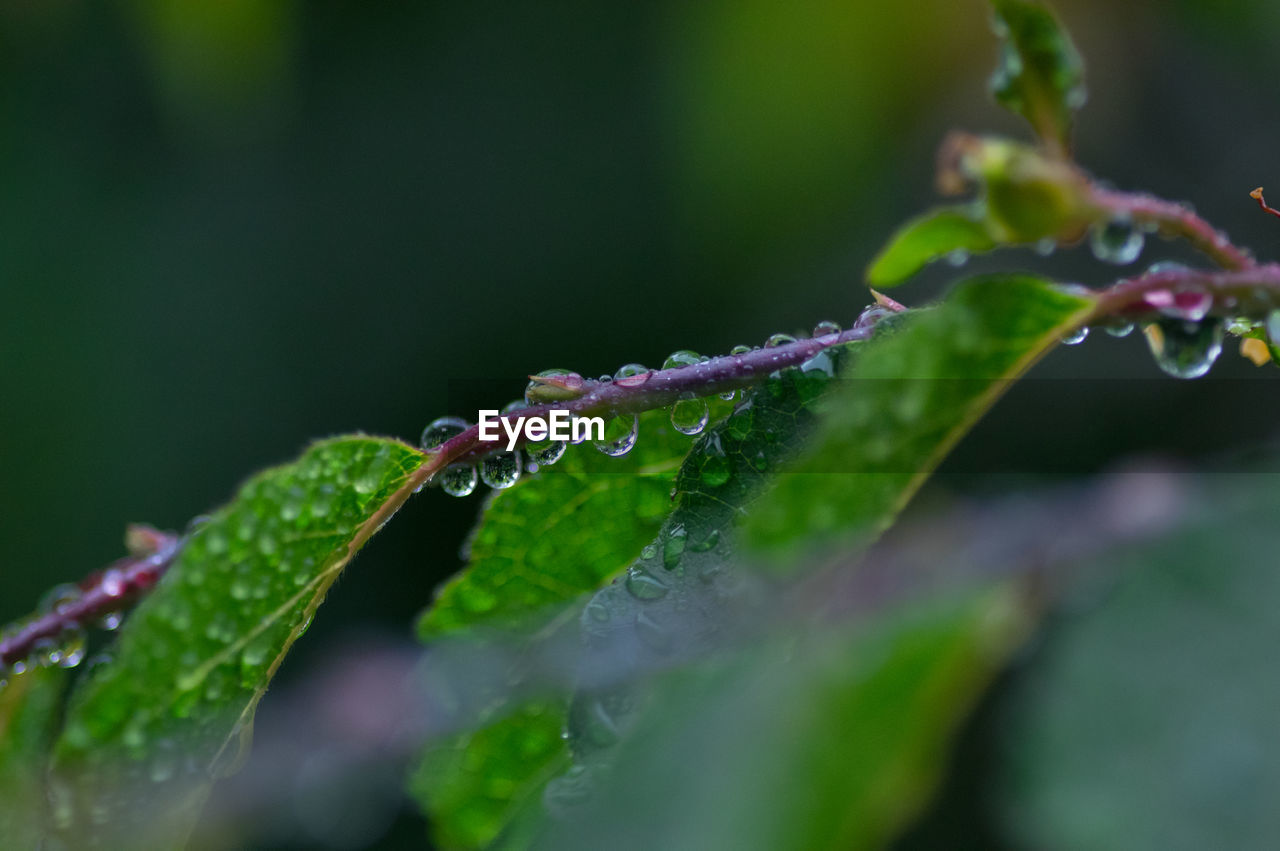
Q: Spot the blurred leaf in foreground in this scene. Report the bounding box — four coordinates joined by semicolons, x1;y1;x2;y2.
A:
537;586;1033;851
998;477;1280;849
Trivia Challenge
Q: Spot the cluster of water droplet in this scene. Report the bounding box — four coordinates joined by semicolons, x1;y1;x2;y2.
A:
1057;260;1233;379
419;319;858;496
0;582;107;685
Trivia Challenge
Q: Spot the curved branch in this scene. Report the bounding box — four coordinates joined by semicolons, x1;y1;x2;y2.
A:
1089;187;1257;271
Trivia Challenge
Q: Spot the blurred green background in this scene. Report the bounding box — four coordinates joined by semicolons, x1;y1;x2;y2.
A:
3;0;1280;847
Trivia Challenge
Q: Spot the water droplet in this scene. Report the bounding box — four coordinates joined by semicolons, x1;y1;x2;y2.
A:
149;739;178;783
420;416;468;452
1090;216;1145;265
670;399;709;435
280;490;304;522
1060;327;1089;346
256;534;278;557
480;452;522;489
39;584;81;616
812;320;841;337
56;625;86;668
662;350;701;370
800;350;837;376
624;568;669;600
1035;237;1056;256
578;705;619;752
662;525;687;570
239;633;274;687
97;611;123;631
1267;310;1280;344
440;464;477;497
1145;260;1189;276
613;363;651;387
96;568;124;601
230;578;252;601
729;345;752;355
853;305;894;331
594;414;638;457
121;721;146;750
765;333;796;348
718;388;737;402
945;248;970;267
205;529;228;554
583;598;611;623
526;369;584;404
543;764;593;813
1105;323;1135;338
526;438;567;467
634;611;673;653
1144;317;1224;379
31;637;60;668
84;650;114;674
700;453;730;488
641;543;657;561
311;486;335;518
691;529;720;553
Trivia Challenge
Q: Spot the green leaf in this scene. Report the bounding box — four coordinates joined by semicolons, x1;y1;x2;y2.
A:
866;205;997;288
0;667;68;846
536;586;1033;851
989;0;1085;154
415;365;846;850
49;436;424;849
870;137;1094;285
413;409;700;850
747;274;1096;560
418;410;693;640
997;478;1280;848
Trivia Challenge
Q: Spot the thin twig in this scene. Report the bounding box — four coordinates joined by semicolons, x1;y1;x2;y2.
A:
1251;187;1280;220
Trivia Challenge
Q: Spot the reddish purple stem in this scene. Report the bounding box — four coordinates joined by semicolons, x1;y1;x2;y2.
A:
0;528;181;669
1089;187;1256;272
434;323;877;468
1092;262;1280;320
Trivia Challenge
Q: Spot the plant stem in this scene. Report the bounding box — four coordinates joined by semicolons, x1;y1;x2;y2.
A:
405;322;878;491
1088;187;1256;271
1092;262;1280;320
0;528;181;671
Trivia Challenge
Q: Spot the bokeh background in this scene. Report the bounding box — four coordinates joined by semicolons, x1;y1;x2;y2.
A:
3;0;1280;847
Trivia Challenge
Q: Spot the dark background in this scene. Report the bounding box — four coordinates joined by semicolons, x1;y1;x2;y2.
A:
2;0;1279;847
